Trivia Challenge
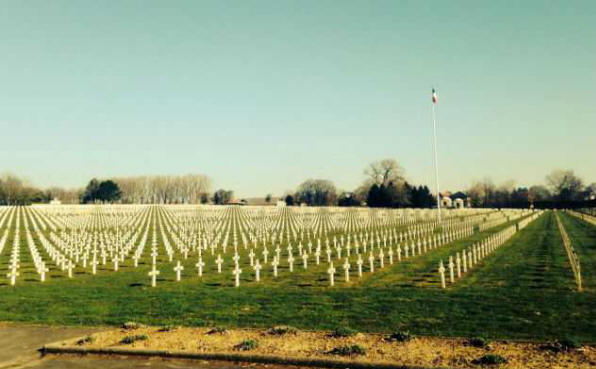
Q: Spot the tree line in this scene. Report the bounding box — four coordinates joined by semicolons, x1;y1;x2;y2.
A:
0;173;212;205
1;164;594;208
112;175;211;204
466;170;595;209
0;174;49;205
282;159;433;208
280;160;595;209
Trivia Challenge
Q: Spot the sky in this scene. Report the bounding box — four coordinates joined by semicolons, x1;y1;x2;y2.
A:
0;1;594;197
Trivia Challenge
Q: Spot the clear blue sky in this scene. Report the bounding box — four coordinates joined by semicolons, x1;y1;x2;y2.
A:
1;1;594;197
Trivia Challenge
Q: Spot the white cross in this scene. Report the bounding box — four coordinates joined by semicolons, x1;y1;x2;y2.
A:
216;254;223;273
67;260;74;278
196;257;205;277
148;264;160;287
272;257;279;277
357;255;363;278
91;258;99;275
327;262;336;286
232;265;242;287
248;249;255;266
254;260;262;282
174;261;184;282
39;264;49;282
343;260;350;282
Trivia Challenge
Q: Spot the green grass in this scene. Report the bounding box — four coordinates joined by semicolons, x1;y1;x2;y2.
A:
0;209;595;343
558;211;596;292
120;334;149;344
327;344;366;356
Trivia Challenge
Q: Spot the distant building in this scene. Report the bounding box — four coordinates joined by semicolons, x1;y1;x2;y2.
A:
440;191;470;209
49;198;62;205
453;198;465;209
440;196;452;208
276;200;286;207
226;199;247;205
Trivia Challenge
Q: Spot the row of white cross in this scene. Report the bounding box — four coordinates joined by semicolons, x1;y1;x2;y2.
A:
141;224;478;287
438;212;542;288
554;211;582;291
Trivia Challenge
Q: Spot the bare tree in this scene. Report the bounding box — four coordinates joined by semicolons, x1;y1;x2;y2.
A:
0;173;25;204
364;159;405;187
295;179;337;206
113;174;211;204
467;181;486;207
545;169;584;201
528;185;550;203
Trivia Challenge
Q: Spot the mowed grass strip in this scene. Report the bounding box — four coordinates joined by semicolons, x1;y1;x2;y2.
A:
558;211;596;292
457;212;576;292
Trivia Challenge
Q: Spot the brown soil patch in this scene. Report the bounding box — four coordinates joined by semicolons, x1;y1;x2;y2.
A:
60;326;596;369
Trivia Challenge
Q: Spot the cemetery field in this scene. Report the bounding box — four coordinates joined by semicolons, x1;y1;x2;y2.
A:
0;205;595;343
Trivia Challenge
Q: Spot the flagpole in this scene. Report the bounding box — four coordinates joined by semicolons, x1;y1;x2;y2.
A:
432;99;442;223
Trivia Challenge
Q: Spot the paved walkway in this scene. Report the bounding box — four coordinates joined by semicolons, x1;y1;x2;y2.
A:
0;323;100;368
0;323;293;369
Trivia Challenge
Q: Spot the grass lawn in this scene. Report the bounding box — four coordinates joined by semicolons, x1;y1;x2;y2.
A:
0;209;595;343
558;211;596;292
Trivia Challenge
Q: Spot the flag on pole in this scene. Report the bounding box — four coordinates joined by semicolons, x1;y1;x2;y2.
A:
432;88;438;104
